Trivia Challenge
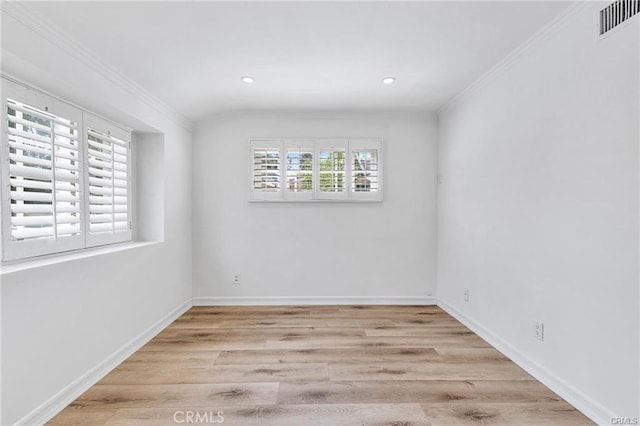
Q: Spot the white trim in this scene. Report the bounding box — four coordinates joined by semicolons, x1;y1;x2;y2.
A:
438;1;589;115
437;298;614;426
14;299;192;426
248;199;382;204
0;2;192;132
193;296;436;306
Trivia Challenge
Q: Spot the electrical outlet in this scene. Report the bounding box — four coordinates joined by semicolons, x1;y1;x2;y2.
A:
463;288;469;302
534;322;544;341
233;273;240;285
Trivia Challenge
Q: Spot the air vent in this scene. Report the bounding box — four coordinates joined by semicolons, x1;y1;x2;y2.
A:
600;0;639;35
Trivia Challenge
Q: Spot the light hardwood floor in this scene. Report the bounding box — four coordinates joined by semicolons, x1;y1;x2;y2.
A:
50;305;593;425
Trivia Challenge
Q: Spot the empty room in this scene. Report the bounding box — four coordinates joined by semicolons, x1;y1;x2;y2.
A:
0;0;638;425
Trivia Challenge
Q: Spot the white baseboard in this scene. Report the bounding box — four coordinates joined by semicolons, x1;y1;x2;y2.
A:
193;296;437;306
437;298;614;425
16;299;193;426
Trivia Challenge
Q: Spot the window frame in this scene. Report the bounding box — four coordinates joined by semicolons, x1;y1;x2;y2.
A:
1;78;133;262
248;138;383;203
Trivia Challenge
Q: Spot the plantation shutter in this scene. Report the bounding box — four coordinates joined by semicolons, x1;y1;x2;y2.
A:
316;139;348;200
349;139;383;201
250;140;282;201
1;79;134;261
247;138;383;202
84;114;132;247
284;140;314;201
1;86;84;260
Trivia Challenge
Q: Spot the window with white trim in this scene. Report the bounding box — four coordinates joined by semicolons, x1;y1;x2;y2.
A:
249;138;383;202
1;79;132;261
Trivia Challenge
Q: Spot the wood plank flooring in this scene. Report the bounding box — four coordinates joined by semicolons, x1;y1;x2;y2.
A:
50;305;593;425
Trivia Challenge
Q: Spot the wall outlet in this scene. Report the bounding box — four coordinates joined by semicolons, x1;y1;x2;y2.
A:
534;321;544;341
233;273;241;285
463;288;469;302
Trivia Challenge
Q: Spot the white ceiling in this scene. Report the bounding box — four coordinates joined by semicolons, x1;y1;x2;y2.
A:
27;1;570;121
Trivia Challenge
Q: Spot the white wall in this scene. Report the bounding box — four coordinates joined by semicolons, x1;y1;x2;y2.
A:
134;133;166;242
438;3;639;422
193;112;437;303
0;7;193;424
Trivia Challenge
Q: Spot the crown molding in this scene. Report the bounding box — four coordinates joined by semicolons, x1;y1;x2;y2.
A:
438;1;590;116
1;2;193;132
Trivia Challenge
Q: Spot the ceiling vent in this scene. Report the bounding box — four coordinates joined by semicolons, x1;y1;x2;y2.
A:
600;0;639;35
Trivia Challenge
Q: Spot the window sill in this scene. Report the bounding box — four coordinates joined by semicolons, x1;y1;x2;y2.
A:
0;241;161;275
249;198;383;203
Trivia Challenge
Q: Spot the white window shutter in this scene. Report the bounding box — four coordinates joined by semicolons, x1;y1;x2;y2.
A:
250;140;283;201
1;81;85;260
349;138;383;201
284;140;314;201
315;139;348;200
1;79;134;261
83;113;132;247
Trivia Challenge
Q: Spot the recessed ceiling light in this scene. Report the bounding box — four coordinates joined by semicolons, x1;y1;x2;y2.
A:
241;76;255;84
382;77;396;84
